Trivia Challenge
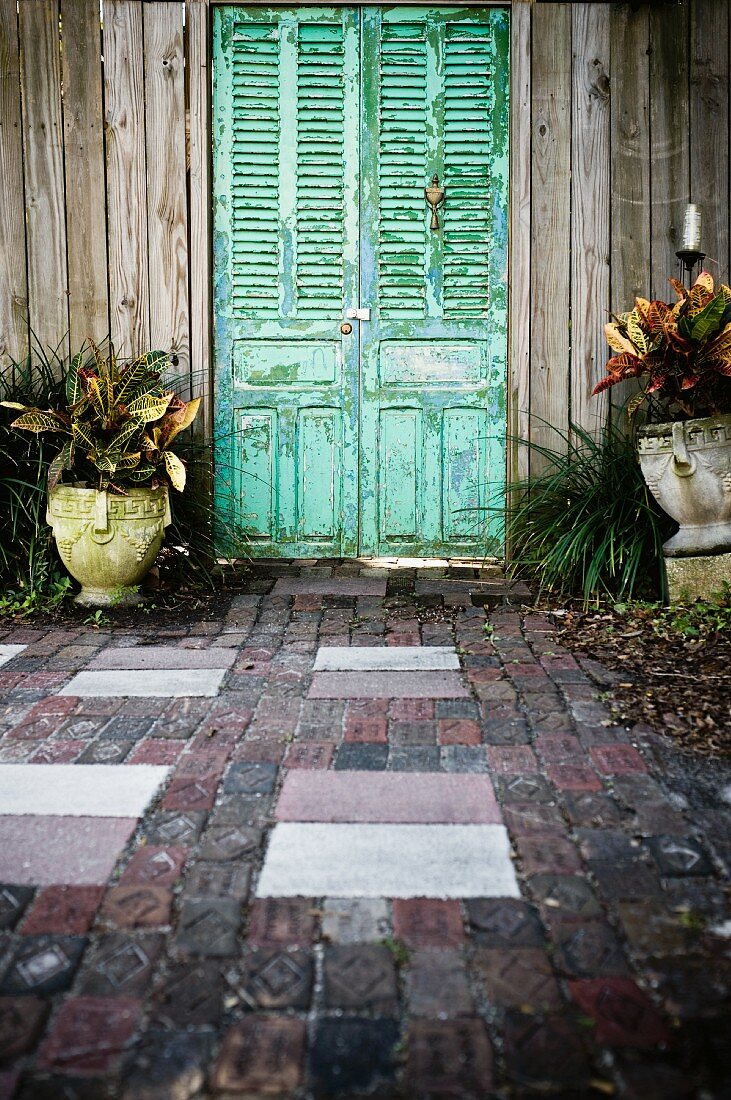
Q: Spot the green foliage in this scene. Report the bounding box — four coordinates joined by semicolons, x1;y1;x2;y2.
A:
595;272;731;420
83;609;111;628
657;588;731;640
0;345;69;611
1;342;201;493
506;420;675;607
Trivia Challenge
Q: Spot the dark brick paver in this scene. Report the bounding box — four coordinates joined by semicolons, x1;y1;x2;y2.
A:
0;560;727;1097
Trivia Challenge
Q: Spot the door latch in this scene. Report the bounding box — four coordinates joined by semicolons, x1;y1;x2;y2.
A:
345;307;371;321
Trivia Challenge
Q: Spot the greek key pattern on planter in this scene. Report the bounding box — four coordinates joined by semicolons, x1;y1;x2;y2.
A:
49;494;167;521
639;419;731;455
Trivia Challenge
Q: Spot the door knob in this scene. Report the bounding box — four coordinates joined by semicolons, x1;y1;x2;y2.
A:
340;322;353;335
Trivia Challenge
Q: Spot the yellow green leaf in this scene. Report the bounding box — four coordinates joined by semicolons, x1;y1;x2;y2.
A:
11;409;69;433
125;392;173;423
604;323;635;355
164;449;186;491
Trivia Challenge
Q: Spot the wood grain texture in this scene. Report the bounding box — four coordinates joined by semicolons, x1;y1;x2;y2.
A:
61;0;109;351
649;1;689;298
530;1;571;463
144;2;189;382
609;3;650;420
103;0;149;356
187;0;213;448
690;0;729;284
0;0;28;366
509;0;531;483
570;3;610;435
19;0;68;359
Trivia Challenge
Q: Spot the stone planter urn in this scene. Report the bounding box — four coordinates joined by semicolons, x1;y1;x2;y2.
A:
47;485;171;607
637;414;731;557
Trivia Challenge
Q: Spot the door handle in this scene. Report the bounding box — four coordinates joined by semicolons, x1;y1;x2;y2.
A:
345;307;371;321
340;322;353;335
425;174;446;230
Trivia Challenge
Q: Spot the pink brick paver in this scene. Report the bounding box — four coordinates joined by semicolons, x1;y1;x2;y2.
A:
275;771;502;824
308;671;468;699
590;744;648;775
0;816;136;885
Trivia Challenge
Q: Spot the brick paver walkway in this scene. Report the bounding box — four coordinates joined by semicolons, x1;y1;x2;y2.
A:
0;561;728;1099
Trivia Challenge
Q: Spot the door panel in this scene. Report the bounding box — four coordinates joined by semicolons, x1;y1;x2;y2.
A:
213;6;360;556
213;6;508;558
360;5;508;555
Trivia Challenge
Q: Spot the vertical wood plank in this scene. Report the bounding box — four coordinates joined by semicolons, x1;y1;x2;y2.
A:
61;0;109;351
187;0;213;447
509;0;531;483
690;0;729;284
530;1;571;464
144;2;189;382
570;3;610;434
609;3;650;420
103;0;149;356
19;0;68;359
0;0;28;366
649;1;689;298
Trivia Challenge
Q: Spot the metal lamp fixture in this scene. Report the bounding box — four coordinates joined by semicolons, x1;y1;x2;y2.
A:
676;203;705;282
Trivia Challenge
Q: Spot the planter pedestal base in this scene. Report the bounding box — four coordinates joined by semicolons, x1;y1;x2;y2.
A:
665;553;731;603
73;586;145;609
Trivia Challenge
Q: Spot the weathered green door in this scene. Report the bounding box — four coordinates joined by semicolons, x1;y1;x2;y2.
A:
213;5;508;558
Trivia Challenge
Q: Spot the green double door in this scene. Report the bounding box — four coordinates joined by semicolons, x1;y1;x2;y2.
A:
213;5;508;557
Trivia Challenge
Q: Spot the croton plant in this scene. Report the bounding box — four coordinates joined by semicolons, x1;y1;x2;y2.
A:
1;344;200;493
593;272;731;420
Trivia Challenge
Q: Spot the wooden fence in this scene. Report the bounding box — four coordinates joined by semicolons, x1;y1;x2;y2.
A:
0;0;729;483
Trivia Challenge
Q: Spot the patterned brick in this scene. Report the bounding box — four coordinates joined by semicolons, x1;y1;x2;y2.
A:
407;949;474;1018
568;977;671;1047
118;846;186;888
212;1017;306;1093
516;834;582;876
392;899;464;948
21;886;104;935
230;948;313;1010
438;718;482;745
406;1019;493;1098
310;1018;399;1097
552;922;630;978
503;1011;590;1090
100;886;172;929
0;997;48;1062
486;745;538;773
38;996;139;1076
76;934;163;997
590;743;648;775
466;899;544;946
0;935;86;995
474;948;563;1010
247;898;317;947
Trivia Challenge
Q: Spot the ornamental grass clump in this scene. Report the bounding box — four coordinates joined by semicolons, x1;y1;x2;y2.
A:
593;272;731;420
1;343;200;494
506;420;675;606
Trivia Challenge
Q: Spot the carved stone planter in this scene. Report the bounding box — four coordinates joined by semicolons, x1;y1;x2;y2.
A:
47;485;171;607
637;414;731;557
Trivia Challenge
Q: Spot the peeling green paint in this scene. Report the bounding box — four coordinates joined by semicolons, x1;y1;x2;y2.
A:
213;5;509;558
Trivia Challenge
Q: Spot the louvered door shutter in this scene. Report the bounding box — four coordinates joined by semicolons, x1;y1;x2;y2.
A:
226;11;356;322
373;8;498;322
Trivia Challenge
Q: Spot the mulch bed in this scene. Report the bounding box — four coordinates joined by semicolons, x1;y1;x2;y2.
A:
557;603;731;757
